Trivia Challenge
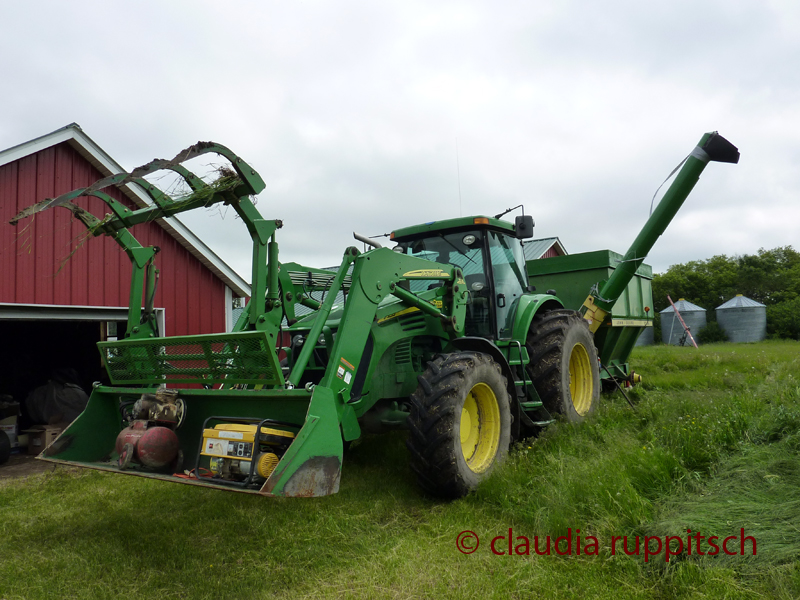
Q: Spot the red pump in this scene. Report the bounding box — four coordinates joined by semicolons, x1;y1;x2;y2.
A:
115;388;185;471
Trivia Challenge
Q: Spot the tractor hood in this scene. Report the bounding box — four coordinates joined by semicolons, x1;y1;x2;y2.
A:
287;288;442;333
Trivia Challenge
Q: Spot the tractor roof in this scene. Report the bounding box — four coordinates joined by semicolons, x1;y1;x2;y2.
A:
390;215;515;242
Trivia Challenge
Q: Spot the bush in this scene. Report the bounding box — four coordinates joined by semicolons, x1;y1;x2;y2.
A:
767;298;800;340
696;321;728;344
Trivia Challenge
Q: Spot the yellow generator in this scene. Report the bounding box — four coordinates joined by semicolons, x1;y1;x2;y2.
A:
200;422;296;485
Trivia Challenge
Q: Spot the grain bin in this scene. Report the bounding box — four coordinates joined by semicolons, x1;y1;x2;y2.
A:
660;299;707;345
635;326;654;346
715;295;766;342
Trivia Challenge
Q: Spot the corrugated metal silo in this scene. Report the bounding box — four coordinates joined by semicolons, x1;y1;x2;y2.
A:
635;326;654;346
660;299;707;345
715;295;767;342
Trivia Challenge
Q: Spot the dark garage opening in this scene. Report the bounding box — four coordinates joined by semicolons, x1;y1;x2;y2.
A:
0;320;121;429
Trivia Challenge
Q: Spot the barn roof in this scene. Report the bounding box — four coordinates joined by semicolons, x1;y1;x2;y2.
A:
0;124;250;298
522;237;567;260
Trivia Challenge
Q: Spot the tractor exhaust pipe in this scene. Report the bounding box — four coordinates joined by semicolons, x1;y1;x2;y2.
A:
353;232;382;249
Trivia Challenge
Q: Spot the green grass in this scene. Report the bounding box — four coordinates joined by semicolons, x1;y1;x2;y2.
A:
2;341;800;599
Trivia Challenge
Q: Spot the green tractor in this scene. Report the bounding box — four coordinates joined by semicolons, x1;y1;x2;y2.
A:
9;132;738;498
319;214;600;497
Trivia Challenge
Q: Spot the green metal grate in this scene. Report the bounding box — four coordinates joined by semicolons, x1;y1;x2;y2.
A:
99;331;283;386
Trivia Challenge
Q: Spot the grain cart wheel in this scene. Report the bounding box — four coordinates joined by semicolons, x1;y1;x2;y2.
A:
526;309;600;423
407;352;511;498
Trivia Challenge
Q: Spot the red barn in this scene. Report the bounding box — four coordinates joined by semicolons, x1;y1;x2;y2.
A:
0;124;250;403
523;237;567;261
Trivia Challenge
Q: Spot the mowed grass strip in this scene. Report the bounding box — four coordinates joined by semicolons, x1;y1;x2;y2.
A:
1;341;799;599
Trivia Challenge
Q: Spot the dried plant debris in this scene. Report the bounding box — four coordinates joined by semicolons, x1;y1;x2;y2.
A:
9;142;241;225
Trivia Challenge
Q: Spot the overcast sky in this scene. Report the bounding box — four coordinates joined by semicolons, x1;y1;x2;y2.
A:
2;0;798;281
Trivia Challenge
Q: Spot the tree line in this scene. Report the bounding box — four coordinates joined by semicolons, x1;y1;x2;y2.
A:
651;246;800;340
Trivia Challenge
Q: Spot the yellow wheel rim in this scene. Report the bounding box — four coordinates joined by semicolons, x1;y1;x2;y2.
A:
569;343;594;416
460;382;501;473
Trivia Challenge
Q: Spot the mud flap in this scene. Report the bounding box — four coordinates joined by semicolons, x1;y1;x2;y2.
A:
261;386;344;497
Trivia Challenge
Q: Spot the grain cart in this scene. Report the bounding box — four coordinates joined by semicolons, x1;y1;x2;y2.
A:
9;132;738;498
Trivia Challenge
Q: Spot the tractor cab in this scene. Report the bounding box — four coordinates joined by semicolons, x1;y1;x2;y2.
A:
390;215;534;340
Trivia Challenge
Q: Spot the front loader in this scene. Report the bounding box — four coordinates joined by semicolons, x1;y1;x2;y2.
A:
9;132;738;498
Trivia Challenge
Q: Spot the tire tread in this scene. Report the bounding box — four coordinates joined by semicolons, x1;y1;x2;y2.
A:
406;352;510;498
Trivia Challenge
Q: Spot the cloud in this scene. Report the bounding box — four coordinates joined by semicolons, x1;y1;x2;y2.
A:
1;0;798;280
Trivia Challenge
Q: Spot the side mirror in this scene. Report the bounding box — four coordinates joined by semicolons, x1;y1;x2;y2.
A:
514;215;534;239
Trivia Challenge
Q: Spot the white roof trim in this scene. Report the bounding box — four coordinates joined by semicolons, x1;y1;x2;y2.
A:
0;124;251;298
548;238;567;256
0;302;145;320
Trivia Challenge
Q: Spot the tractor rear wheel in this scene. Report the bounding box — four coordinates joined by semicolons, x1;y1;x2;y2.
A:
526;309;600;423
407;352;511;498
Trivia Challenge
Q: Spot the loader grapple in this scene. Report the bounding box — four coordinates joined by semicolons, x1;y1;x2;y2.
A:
99;331;283;387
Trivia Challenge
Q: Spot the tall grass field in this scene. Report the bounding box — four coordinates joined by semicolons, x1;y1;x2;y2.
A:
1;341;799;599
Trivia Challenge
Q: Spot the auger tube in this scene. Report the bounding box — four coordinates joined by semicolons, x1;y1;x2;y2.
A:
581;131;739;332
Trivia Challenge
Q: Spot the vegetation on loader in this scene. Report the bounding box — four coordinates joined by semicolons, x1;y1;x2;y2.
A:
8;133;739;499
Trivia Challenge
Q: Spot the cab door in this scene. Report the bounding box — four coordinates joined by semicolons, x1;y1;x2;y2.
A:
486;231;528;339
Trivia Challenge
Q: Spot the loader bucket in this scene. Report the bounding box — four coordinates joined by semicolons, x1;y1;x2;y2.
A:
40;331;345;497
41;385;344;496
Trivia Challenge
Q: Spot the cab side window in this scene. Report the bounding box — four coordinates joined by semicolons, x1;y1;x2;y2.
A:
488;232;527;339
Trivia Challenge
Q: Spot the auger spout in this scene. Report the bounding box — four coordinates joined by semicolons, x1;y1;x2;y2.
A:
581;132;739;332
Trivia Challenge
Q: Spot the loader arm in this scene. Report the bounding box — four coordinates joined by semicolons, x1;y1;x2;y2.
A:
275;262;355;326
56;201;160;338
262;246;467;494
310;247;468;396
10;141;283;336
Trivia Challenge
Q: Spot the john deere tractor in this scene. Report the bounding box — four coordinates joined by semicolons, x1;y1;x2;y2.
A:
9;132;738;498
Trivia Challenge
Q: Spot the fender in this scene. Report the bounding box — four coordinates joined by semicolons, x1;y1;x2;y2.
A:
510;293;565;342
446;337;517;403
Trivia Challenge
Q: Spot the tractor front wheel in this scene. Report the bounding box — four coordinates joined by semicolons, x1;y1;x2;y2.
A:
407;352;511;498
526;309;600;423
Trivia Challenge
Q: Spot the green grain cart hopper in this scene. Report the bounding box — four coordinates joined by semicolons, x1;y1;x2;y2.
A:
527;250;654;385
9;132;738;498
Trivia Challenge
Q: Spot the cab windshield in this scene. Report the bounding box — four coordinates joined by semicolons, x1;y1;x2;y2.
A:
397;228;528;339
400;230;485;292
